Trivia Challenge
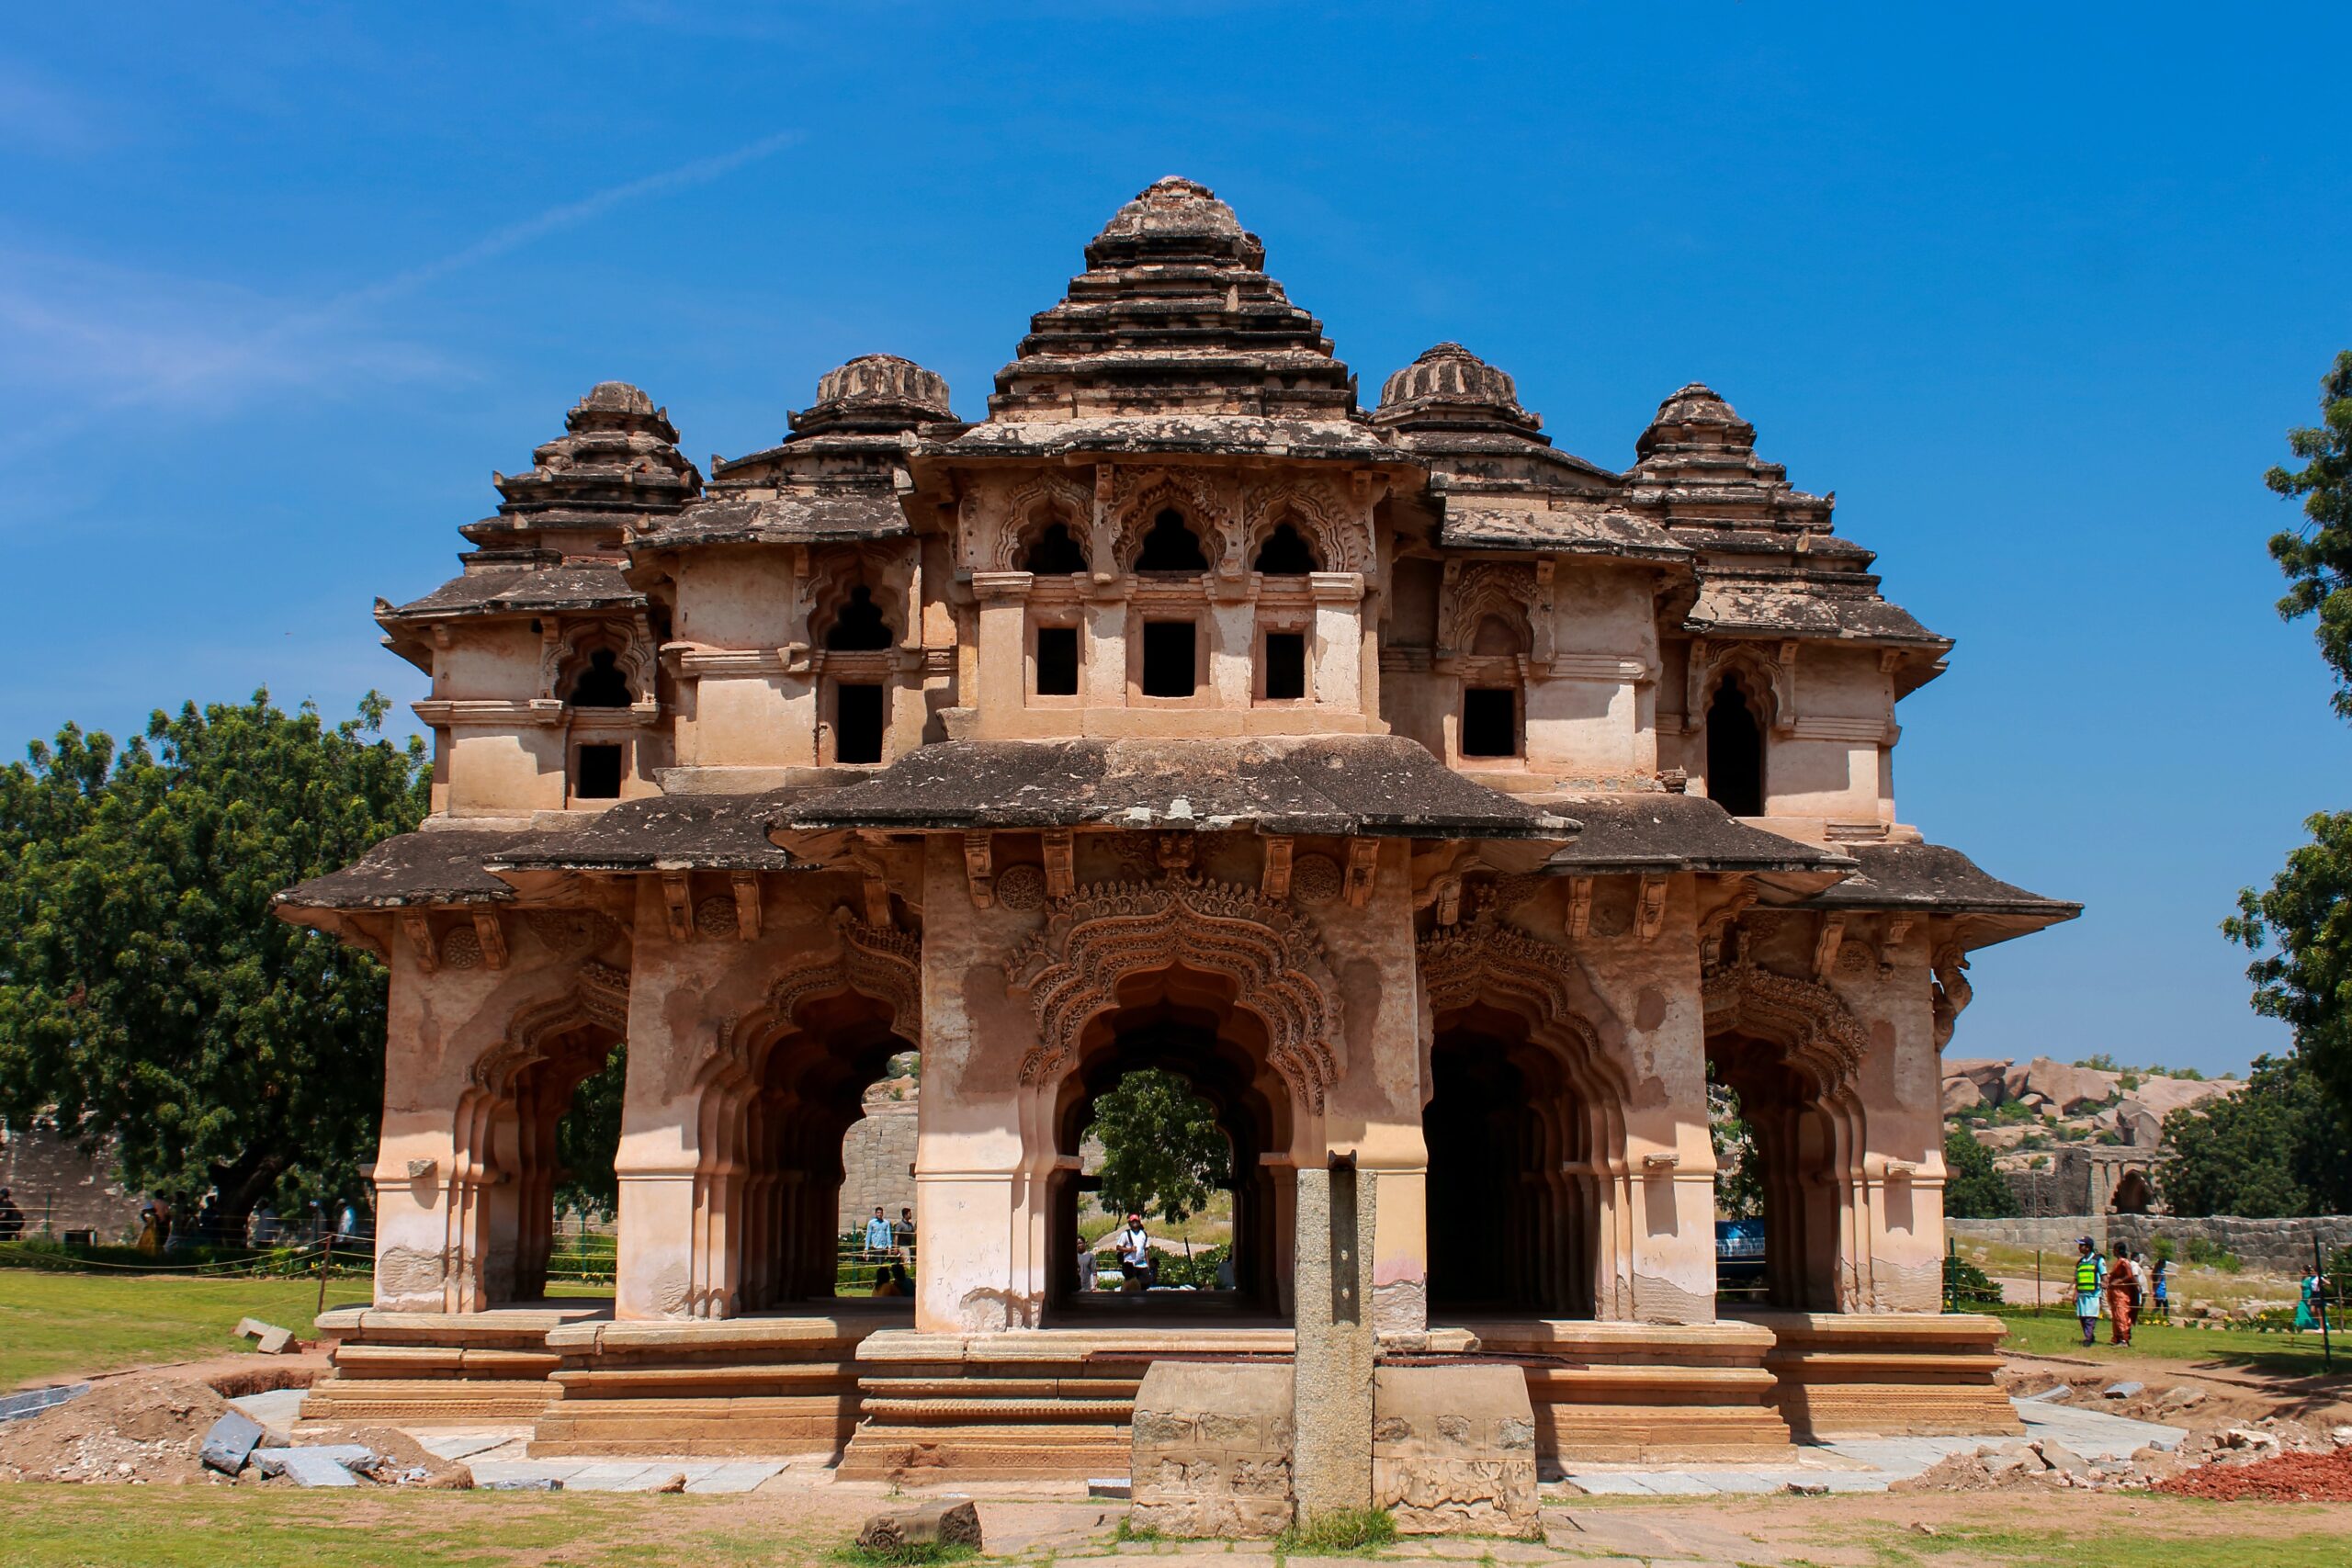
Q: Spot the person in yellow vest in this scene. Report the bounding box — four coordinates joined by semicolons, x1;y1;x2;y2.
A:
2074;1235;2106;1348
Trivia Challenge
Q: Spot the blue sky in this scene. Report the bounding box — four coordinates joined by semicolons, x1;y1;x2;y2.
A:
4;3;2348;1077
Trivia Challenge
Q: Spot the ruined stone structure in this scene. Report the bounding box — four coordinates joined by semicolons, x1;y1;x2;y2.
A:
280;178;2076;1474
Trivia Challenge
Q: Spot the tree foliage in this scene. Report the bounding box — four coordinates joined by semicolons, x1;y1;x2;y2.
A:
1707;1075;1763;1220
1940;1126;2017;1219
0;692;429;1219
555;1044;627;1220
2226;810;2352;1135
2159;1053;2352;1218
2264;349;2352;717
1089;1067;1229;1226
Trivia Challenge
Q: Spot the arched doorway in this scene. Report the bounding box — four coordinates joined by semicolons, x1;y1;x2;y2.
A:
1046;966;1293;1320
1424;1007;1600;1318
451;999;626;1311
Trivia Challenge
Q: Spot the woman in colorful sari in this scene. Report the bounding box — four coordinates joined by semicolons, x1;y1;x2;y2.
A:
2105;1250;2141;1347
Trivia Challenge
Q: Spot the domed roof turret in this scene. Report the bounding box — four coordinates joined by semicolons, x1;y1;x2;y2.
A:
1634;383;1756;460
787;354;955;437
1371;343;1544;439
462;381;700;547
985;175;1355;423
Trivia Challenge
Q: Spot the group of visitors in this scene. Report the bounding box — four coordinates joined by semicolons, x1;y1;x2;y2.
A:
2072;1236;2171;1347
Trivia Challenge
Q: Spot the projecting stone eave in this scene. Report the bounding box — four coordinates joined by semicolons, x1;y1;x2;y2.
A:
275;829;527;915
1798;841;2083;937
1533;795;1858;881
776;737;1576;840
481;792;820;875
628;492;916;553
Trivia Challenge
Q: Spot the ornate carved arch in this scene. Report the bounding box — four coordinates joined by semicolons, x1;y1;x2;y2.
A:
1702;958;1867;1096
540;619;657;706
1419;915;1622;1084
1688;639;1793;737
804;555;900;649
1241;476;1365;574
990;470;1095;572
1112;467;1229;569
1439;562;1547;659
1005;879;1340;1110
712;908;922;1076
469;962;631;1093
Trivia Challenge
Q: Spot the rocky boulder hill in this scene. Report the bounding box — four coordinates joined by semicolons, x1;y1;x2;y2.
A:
1944;1056;2242;1155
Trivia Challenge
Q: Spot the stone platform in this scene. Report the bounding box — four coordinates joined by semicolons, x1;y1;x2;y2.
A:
1729;1308;2018;1441
305;1306;2018;1478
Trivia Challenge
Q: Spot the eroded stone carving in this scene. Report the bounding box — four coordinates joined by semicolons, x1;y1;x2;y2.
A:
994;863;1047;911
1289;852;1342;907
1006;878;1340;1108
1702;958;1868;1093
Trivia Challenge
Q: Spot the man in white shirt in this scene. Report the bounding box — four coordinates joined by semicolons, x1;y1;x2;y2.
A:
1115;1213;1153;1292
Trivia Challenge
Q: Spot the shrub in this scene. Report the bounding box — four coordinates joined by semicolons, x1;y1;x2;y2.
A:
2186;1236;2245;1273
1943;1253;2005;1307
1275;1507;1397;1554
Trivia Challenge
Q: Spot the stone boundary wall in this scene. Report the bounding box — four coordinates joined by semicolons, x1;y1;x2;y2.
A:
0;1121;140;1237
837;1094;918;1235
1952;1214;2352;1273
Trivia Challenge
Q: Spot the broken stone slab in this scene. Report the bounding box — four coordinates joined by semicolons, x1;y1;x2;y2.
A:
2033;1440;2089;1474
481;1477;564;1492
199;1410;266;1476
2220;1427;2279;1450
1088;1477;1133;1499
235;1318;297;1354
2101;1381;2144;1399
2019;1385;2072;1403
252;1447;375;1488
856;1500;982;1554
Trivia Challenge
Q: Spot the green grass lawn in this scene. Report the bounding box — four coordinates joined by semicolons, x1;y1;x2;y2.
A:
1829;1515;2352;1568
0;1269;366;1389
1991;1304;2347;1376
0;1490;835;1568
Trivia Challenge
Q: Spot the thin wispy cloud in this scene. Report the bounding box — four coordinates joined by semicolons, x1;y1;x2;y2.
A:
0;129;799;458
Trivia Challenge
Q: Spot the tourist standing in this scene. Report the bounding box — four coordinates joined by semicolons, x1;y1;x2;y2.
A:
2073;1236;2106;1348
0;1188;21;1241
1115;1212;1153;1293
2150;1255;2169;1322
863;1205;893;1259
2295;1269;2324;1333
893;1205;916;1261
1076;1235;1099;1292
136;1205;164;1255
2106;1250;2141;1347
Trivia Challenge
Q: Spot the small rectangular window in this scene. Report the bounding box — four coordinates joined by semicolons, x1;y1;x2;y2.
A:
836;683;885;764
573;743;623;800
1141;621;1197;698
1462;687;1517;758
1035;626;1080;696
1264;632;1306;701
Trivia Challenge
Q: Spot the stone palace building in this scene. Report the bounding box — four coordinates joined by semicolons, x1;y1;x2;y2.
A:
280;177;2075;1474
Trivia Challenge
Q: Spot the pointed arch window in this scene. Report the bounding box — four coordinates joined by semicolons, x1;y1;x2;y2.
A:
1135;509;1209;572
1252;521;1317;575
1023;521;1089;575
1706;675;1767;818
567;648;632;708
824;585;893;651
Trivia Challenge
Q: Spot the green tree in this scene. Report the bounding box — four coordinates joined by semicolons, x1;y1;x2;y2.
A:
1707;1075;1763;1221
2264;349;2352;716
0;692;428;1224
555;1044;627;1220
2159;1054;2352;1217
1090;1067;1229;1227
1940;1126;2017;1219
2226;811;2352;1133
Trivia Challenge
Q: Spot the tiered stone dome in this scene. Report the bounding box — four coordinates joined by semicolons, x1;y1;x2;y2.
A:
466;381;701;547
1371;343;1544;439
986;176;1356;422
1633;383;1757;461
787;354;955;437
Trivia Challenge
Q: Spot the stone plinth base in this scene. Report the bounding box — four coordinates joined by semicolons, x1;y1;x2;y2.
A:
1449;1318;1790;1466
532;1313;889;1457
1372;1365;1538;1537
1736;1309;2018;1440
1129;1361;1295;1538
302;1304;601;1426
839;1326;1295;1483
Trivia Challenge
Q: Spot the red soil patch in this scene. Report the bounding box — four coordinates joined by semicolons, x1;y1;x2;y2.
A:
2155;1448;2352;1502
